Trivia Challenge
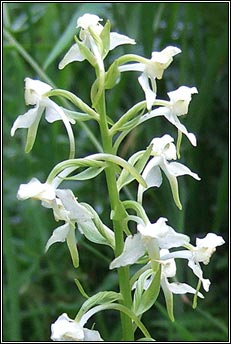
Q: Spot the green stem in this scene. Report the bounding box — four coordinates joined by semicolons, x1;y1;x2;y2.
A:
96;80;134;340
78;303;152;339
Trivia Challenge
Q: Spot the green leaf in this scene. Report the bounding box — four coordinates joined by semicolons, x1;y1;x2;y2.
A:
75;35;96;66
137;338;156;341
64;166;106;181
105;60;121;89
66;227;79;268
133;267;161;316
79;203;115;249
77;291;122;320
61;108;93;122
100;19;111;58
74;278;90;299
117;146;152;191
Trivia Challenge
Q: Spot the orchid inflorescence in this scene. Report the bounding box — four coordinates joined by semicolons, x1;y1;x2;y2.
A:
11;13;225;341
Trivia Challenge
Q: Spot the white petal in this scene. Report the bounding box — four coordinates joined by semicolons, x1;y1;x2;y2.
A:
51;313;84;341
17;178;56;201
138;73;156;110
77;14;102;29
10;106;40;136
168;86;198;103
160;253;176;278
151;134;176;160
196;233;225;249
150;46;181;79
147;107;197;146
24;77;52;105
142;157;163;188
167;281;204;298
151;46;181;64
83;328;104;341
109;32;136;50
45;105;62;122
110;233;145;269
188;259;211;292
59;43;85;70
45;223;71;252
138;217;190;249
56;189;93;222
167;161;201;180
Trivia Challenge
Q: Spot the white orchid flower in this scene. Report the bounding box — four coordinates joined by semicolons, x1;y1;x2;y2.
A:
17;177;114;265
160;251;203;299
137;249;204;299
16;177;92;267
10;78;75;154
161;233;225;292
119;46;181;110
59;13;135;69
148;86;198;146
51;313;103;341
138;134;200;209
133;249;204;320
45;189;93;252
110;217;189;269
17;177;56;203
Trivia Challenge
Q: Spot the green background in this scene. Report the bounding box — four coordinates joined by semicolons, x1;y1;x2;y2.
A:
3;2;228;341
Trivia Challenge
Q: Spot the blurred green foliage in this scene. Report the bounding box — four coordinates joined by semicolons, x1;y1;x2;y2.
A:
3;2;228;341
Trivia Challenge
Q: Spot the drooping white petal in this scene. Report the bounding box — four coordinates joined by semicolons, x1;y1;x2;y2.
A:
167;161;201;180
45;223;71;252
10;105;41;136
147;107;197;146
110;233;145;269
187;259;211;292
138;73;156;110
142;157;163;188
109;32;136;50
59;43;85;69
137;157;162;203
17;178;56;202
160;160;182;209
51;313;84;341
166;280;204;298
